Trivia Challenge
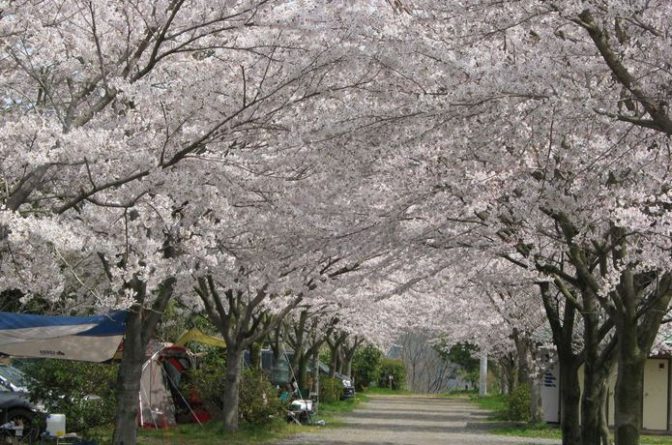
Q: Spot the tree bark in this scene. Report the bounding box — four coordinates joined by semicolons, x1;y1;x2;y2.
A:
249;341;262;371
112;277;175;445
539;281;581;445
221;348;244;432
529;379;543;424
513;329;530;386
111;308;145;445
580;297;604;445
598;380;611;445
559;358;581;445
614;353;644;445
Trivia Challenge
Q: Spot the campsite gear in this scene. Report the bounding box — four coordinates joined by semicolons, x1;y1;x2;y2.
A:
45;414;65;437
173;329;226;348
287;399;314;425
0;312;126;362
138;345;210;428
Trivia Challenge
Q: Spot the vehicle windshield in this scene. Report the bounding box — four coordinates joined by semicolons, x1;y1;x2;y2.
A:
0;364;28;389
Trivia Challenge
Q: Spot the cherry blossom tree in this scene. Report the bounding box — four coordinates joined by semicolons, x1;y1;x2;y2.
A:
1;0;412;442
367;2;672;444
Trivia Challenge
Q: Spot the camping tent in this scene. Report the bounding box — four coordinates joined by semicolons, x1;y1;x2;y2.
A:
0;311;127;362
139;343;211;428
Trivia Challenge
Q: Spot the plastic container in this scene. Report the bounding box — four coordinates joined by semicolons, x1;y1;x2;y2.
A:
46;414;66;437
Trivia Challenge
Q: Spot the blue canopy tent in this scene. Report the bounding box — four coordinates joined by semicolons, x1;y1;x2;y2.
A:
0;311;127;362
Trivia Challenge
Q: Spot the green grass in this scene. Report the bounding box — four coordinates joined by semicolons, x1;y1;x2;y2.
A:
362;387;412;395
492;421;672;444
87;395;367;445
311;393;368;427
468;393;507;418
438;390;477;399
640;435;672;445
492;423;561;439
138;420;293;445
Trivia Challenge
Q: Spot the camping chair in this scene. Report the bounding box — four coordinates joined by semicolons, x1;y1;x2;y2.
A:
286;399;314;425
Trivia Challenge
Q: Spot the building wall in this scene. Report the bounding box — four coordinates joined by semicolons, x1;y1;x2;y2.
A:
542;358;670;432
541;364;560;423
643;358;669;431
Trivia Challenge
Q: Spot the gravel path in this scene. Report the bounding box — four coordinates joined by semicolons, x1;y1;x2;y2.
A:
276;395;561;445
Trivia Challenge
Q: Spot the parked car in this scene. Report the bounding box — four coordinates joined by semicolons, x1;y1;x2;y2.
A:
0;364;42;442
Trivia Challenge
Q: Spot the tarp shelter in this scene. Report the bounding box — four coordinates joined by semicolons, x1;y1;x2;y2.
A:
0;311;127;362
174;328;226;349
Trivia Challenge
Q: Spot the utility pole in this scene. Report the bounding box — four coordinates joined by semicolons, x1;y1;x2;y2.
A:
479;350;488;396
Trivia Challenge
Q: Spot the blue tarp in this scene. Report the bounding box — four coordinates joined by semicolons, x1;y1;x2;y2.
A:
0;311;127;362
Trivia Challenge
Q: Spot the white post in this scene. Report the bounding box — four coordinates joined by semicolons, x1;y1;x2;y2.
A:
479;350;488;396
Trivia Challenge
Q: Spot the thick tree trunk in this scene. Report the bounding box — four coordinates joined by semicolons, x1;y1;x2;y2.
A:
112;277;175;445
539;281;582;445
581;341;604;444
612;270;672;445
613;309;645;445
614;355;644;445
559;358;581;445
581;370;603;445
221;348;244;432
112;308;145;445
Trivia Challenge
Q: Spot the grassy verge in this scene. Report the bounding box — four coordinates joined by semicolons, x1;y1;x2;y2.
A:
492;423;561;439
137;420;298;445
313;393;367;426
468;393;507;418
87;394;366;445
362;387;412;396
438;390;476;399
492;424;672;445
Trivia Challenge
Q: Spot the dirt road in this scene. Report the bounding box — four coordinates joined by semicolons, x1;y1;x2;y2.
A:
277;395;561;445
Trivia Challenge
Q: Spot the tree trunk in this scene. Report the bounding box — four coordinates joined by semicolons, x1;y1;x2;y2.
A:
343;356;353;378
614;309;645;445
221;348;244;432
539;281;582;445
297;353;308;394
513;330;530;386
580;286;609;445
249;341;261;370
529;379;543;424
112;277;175;445
500;353;517;395
612;270;672;445
598;380;611;445
558;358;581;445
614;354;644;445
112;308;145;445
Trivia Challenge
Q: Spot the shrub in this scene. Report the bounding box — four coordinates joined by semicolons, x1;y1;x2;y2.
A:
20;359;117;435
319;377;342;403
506;384;531;422
238;369;284;425
379;358;406;390
188;349;227;418
189;352;283;425
352;345;383;390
